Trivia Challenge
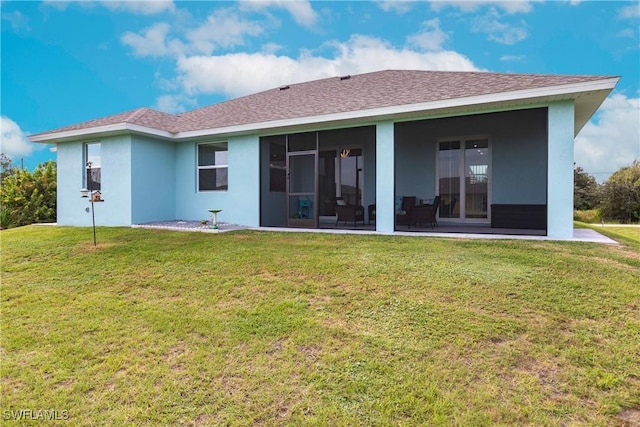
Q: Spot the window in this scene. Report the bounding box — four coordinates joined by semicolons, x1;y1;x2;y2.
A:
85;142;101;191
198;142;228;191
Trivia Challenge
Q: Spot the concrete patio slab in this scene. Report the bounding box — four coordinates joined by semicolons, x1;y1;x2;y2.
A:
131;220;619;244
132;220;248;233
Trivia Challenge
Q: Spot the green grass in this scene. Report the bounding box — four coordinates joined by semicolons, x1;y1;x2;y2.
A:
574;209;601;224
2;226;639;426
576;222;640;251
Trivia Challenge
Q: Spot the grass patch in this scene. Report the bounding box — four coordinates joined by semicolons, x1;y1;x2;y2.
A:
2;226;639;425
577;222;640;252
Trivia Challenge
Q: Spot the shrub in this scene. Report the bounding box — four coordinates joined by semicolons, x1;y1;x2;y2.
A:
574;166;600;210
574;209;601;224
600;160;640;223
0;160;57;228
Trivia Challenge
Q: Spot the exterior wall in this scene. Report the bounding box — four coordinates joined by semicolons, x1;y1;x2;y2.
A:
394;127;436;202
130;136;176;224
56;136;132;226
394;108;548;210
175;135;260;226
54;106;573;237
547;101;575;238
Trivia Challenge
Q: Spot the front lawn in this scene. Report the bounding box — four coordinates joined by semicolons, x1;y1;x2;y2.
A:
1;226;639;425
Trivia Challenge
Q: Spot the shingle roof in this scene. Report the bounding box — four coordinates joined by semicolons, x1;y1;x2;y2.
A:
32;69;615;138
37;107;180;135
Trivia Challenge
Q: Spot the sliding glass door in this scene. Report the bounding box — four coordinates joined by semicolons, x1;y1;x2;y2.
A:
438;138;490;222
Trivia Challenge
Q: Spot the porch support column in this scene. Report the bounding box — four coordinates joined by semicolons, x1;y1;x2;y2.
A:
547;101;575;239
376;121;395;233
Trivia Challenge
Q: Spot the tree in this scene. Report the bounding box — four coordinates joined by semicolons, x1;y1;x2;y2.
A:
574;165;600;210
599;160;640;223
0;153;16;183
0;160;57;228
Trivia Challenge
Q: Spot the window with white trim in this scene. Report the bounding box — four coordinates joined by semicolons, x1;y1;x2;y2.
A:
85;142;101;191
198;142;228;191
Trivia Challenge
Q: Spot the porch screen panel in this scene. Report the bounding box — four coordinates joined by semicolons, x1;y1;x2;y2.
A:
318;150;337;216
465;139;489;219
340;148;363;206
288;132;317;152
438;141;460;218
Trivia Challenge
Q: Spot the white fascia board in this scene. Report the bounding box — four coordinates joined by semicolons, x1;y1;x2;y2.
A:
176;77;619;140
29;123;175;143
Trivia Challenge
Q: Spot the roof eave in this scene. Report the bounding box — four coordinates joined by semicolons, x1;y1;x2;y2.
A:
29;123;176;144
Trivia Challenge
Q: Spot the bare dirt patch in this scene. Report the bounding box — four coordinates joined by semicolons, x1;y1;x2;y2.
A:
618;407;640;426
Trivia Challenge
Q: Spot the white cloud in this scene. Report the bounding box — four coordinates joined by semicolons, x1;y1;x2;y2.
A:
154;93;196;114
377;1;414;14
121;9;264;57
186;8;264;55
1;10;31;32
575;94;640;182
121;22;185;57
172;35;479;102
0;116;34;158
43;0;175;15
500;54;526;62
471;8;528;45
100;1;175;15
41;1;72;11
240;0;318;28
618;3;640;19
262;42;283;54
407;18;448;51
429;1;534;15
616;28;635;38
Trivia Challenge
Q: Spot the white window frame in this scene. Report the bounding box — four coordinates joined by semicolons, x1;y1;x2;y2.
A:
197;142;228;192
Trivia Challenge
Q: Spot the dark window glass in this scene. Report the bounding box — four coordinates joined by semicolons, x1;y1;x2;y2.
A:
85;143;101;191
198;142;228;191
199;169;228;191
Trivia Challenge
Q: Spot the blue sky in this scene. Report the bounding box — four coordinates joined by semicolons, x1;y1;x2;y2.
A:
1;0;639;181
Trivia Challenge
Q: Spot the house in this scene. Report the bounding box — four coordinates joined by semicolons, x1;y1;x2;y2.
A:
30;69;619;238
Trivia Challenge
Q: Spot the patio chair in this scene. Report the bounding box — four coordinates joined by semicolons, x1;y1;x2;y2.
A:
396;196;416;226
408;195;440;228
335;198;365;227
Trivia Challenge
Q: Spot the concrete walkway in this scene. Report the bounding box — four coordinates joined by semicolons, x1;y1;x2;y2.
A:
132;220;248;233
132;220;619;244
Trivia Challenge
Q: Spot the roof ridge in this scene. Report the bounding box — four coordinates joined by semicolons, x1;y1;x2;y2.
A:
124;107;151;123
